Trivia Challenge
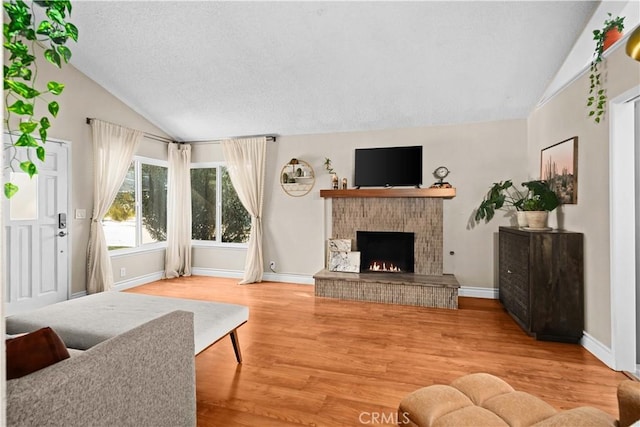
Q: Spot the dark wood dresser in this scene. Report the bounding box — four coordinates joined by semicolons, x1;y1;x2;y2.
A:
498;226;584;343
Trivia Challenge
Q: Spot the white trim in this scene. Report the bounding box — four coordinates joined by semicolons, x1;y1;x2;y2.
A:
64;140;72;302
133;155;168;168
191;268;244;279
458;286;499;299
113;271;164;291
581;331;615;369
262;272;314;285
192;268;315;285
610;87;640;372
191;241;248;249
109;244;166;257
71;290;88;299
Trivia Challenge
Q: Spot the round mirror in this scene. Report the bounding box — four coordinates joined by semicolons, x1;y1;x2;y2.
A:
281;159;315;197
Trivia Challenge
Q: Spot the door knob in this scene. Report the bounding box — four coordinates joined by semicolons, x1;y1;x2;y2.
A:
58;231;67;237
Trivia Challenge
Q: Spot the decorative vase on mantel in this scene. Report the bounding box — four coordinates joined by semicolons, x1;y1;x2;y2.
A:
331;173;339;189
524;211;548;229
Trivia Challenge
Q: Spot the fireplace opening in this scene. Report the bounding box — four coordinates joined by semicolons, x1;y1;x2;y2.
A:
357;231;414;273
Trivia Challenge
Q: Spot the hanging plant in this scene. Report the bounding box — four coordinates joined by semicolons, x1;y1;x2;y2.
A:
587;13;624;124
3;0;78;197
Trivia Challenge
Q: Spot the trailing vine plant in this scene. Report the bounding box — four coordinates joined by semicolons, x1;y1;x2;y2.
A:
3;0;78;197
587;13;624;124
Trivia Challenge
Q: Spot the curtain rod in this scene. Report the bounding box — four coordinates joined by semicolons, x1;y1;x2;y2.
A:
183;135;277;145
85;117;174;144
86;118;277;144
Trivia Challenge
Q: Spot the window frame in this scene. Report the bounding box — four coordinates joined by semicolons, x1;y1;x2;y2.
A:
107;155;168;255
190;161;249;249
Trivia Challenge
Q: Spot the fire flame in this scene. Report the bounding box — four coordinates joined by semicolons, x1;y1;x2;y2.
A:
369;261;402;272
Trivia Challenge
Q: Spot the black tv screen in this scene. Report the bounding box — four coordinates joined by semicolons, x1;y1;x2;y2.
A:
354;146;423;188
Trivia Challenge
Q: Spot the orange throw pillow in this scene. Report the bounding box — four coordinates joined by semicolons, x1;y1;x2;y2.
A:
6;327;70;380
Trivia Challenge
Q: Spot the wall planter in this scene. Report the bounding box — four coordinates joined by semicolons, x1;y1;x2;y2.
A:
587;13;625;124
603;27;623;51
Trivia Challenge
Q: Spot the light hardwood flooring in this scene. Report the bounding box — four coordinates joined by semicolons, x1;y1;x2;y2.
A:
127;276;628;426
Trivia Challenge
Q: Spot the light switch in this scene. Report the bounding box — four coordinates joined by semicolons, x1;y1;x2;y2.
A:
75;209;86;219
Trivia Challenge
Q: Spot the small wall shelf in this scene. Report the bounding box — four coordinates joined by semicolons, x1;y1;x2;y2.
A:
281;159;315;197
319;187;456;198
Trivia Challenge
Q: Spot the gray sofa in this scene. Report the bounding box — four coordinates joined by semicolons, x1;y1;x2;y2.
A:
7;310;196;427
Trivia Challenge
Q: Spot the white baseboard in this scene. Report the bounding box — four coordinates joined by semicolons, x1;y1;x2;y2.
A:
459;286;499;299
262;272;314;285
113;271;164;291
581;331;614;369
191;268;314;285
71;290;87;299
191;268;244;279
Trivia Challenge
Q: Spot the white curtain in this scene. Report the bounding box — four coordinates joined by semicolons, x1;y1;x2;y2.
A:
87;120;142;293
221;137;266;284
165;143;192;278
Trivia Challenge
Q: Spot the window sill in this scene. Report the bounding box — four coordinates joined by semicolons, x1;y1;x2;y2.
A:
109;243;167;258
192;241;248;250
109;241;248;257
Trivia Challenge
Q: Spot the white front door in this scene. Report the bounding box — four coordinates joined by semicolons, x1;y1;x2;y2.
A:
3;136;69;316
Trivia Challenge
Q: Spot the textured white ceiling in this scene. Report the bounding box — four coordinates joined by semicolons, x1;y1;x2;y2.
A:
67;1;598;141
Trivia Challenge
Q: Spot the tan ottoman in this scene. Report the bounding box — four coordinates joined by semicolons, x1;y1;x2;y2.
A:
398;373;617;427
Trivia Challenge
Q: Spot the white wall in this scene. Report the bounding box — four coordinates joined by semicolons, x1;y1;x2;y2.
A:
528;43;640;347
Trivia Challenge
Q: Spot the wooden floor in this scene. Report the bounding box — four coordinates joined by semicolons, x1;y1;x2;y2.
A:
127;276;628;426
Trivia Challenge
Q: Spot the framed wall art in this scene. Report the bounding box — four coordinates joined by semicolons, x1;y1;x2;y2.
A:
540;136;578;204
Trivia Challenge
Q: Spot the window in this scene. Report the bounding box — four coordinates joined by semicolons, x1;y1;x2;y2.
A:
105;157;168;251
191;164;250;244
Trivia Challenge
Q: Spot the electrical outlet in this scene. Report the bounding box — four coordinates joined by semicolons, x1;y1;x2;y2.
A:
120;267;126;277
269;261;276;272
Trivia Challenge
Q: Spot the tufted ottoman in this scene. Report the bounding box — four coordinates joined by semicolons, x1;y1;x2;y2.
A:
398;373;632;427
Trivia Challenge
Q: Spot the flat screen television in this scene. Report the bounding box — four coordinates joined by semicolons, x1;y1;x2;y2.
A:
354;146;423;188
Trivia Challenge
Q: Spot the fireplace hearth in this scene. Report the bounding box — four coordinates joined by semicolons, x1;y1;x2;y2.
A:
357;231;414;273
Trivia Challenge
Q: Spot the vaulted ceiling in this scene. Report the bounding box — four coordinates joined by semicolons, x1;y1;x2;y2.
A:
67;1;601;141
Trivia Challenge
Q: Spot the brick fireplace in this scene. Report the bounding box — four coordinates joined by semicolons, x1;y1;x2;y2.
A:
314;188;459;309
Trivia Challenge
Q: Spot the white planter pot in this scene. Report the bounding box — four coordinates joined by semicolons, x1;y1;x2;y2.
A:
516;211;528;228
525;211;548;229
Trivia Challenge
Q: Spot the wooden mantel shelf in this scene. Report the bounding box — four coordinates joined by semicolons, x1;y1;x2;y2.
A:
319;187;456;198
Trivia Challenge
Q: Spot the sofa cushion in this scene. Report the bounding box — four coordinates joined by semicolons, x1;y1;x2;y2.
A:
399;384;474;426
6;327;70;380
451;372;515;405
433;405;509;427
483;390;557;427
618;380;640;427
531;407;616;427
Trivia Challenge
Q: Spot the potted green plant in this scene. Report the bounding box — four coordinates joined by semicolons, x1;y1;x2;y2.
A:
3;0;78;197
587;13;625;124
474;180;530;227
521;180;560;229
324;157;338;189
